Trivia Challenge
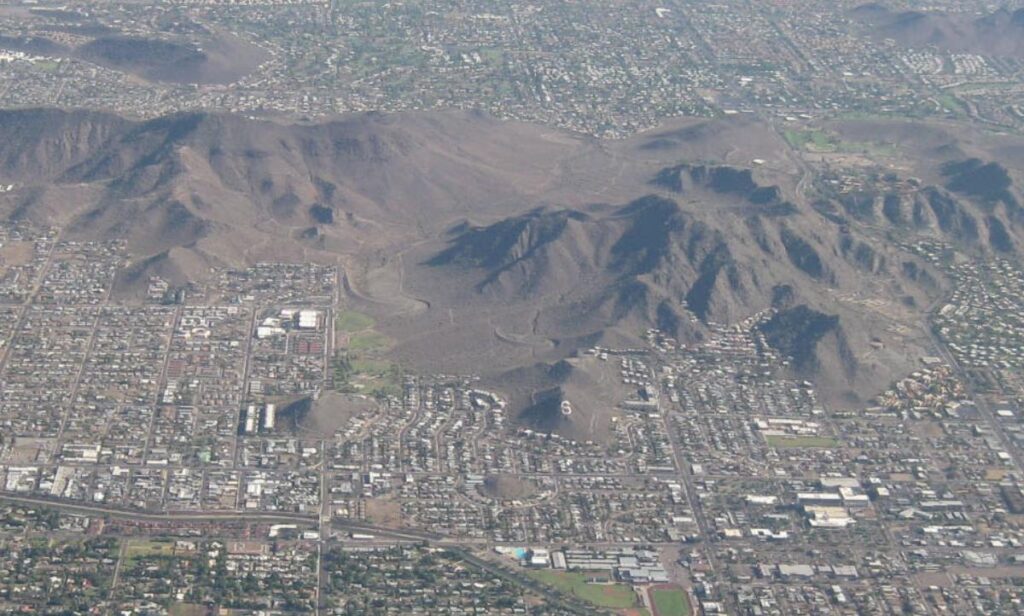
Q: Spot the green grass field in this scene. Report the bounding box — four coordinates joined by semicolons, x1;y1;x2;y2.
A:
348;330;392;352
783;128;897;157
936;93;966;115
528;570;639;610
124;539;177;560
350;358;402;397
34;60;60;72
336;309;391;352
350;358;391;374
333;307;400;397
652;587;692;616
336;310;375;333
765;435;839;449
784;129;837;153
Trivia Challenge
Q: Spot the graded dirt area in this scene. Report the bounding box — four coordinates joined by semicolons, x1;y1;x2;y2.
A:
364;496;402;528
0;240;35;267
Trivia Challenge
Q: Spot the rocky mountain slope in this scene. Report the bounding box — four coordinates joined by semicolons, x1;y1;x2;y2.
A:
0;108;1020;407
0;108;574;279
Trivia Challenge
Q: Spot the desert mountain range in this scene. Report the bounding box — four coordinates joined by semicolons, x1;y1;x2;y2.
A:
0;107;1021;425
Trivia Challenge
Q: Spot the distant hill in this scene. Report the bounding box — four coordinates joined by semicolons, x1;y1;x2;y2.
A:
75;35;265;85
851;4;1024;58
0;27;265;85
0;34;68;56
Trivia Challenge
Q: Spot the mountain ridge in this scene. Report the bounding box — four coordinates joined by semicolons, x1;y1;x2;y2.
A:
0;107;1021;404
851;4;1024;58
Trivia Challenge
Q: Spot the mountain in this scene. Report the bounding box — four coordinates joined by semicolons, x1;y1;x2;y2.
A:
75;35;264;85
0;21;266;86
851;4;1024;58
651;163;796;216
941;159;1020;211
758;305;856;378
418;179;934;397
0;108;576;282
0;108;1021;405
416;140;1024;400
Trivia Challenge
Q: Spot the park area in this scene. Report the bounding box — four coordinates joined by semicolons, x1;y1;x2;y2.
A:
650;585;692;616
527;570;643;611
333;309;401;397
